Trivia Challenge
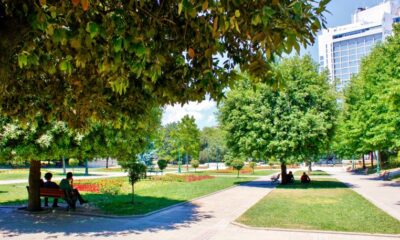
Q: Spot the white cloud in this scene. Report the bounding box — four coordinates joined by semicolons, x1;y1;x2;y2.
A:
162;99;218;129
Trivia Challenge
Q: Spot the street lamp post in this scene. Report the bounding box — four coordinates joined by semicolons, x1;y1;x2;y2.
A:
178;143;181;174
216;146;219;171
375;150;380;174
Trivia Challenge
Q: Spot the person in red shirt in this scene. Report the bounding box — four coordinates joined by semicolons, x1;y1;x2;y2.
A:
300;172;311;184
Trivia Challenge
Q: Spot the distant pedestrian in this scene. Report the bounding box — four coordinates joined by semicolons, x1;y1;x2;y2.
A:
300;172;311;184
287;171;295;183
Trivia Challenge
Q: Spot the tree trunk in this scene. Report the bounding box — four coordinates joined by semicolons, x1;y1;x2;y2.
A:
281;162;288;185
237;170;240;178
62;156;66;174
106;157;109;169
186;153;189;172
308;161;312;172
28;160;41;211
133;183;135;204
370;151;374;168
362;154;366;169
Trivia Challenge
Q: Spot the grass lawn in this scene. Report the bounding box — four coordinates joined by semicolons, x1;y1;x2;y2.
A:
0;175;256;216
237;178;400;234
294;170;330;176
192;169;278;176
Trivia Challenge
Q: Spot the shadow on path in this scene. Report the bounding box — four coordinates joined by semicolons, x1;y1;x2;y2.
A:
0;201;212;238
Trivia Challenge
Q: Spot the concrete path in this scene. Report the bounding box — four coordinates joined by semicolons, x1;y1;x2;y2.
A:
321;167;400;221
1;174;399;240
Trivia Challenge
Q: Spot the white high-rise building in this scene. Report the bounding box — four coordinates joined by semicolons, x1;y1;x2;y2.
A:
318;0;400;91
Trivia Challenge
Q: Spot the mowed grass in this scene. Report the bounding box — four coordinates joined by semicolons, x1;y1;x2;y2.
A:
193;169;278;176
237;178;400;234
294;170;330;176
0;176;256;216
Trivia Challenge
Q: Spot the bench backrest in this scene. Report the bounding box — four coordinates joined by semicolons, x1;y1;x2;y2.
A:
39;188;65;198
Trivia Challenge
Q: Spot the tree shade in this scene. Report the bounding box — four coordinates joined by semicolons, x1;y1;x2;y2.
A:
0;0;329;127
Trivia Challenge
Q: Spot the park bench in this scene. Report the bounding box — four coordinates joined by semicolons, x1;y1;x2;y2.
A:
271;173;280;184
380;171;390;181
26;186;65;200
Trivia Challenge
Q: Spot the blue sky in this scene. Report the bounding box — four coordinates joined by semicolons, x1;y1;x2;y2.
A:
162;0;385;129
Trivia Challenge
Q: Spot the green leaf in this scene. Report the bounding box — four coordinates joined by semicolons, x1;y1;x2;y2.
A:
113;38;123;52
235;10;241;18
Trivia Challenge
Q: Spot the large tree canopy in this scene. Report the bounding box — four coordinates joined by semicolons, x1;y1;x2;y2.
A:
334;25;400;166
0;0;329;126
219;56;337;183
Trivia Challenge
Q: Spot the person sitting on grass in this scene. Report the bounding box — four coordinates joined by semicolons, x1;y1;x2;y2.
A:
300;172;311;184
287;171;295;183
43;172;60;208
59;172;88;209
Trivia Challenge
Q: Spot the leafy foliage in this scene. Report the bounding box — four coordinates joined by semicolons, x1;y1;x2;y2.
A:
219;56;337;166
199;126;227;163
231;159;245;177
334;25;400;164
157;159;168;172
0;0;329;126
191;159;199;172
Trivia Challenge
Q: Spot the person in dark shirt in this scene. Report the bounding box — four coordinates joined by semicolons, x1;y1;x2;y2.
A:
59;172;87;209
300;172;311;184
287;171;295;183
43;172;60;208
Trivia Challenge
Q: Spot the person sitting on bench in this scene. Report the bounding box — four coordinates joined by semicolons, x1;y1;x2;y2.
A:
287;171;295;183
43;172;60;208
300;172;311;184
59;172;88;209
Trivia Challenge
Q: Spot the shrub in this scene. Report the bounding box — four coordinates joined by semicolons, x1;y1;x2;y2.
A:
231;160;245;177
157;159;168;173
249;162;256;174
191;159;200;172
69;158;79;172
122;161;147;204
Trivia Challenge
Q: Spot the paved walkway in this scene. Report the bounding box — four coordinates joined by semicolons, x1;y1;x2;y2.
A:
322;167;400;221
1;173;399;240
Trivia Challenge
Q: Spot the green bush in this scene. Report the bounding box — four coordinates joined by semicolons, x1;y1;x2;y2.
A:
157;159;168;172
249;162;256;174
231;160;245;177
191;159;200;172
69;158;79;172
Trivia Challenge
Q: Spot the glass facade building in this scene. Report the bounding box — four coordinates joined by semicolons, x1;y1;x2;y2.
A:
318;0;400;92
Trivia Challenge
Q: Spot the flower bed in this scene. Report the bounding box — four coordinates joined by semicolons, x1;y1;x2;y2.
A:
151;174;215;182
74;183;100;193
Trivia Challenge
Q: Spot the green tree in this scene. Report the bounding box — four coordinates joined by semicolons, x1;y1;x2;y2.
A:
249;162;256;174
122;161;147;204
200;127;227;163
231;160;245;178
219;56;337;184
176;115;200;171
0;118;76;211
191;159;200;172
68;158;79;173
0;1;329;126
157;159;168;173
335;25;400;169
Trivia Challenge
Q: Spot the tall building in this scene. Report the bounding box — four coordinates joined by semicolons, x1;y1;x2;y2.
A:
318;0;400;91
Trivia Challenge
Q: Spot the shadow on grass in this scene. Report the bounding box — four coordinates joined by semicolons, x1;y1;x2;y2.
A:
277;179;353;189
0;195;210;238
233;180;276;189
